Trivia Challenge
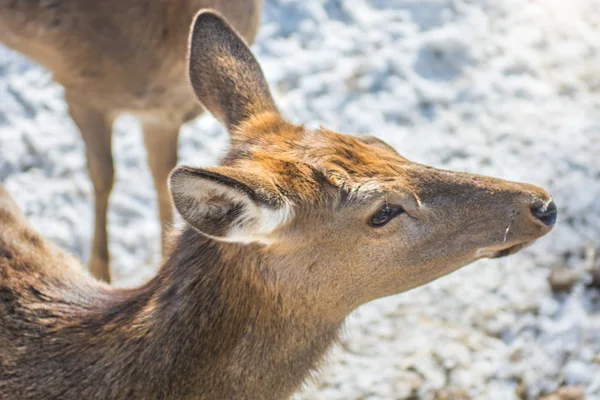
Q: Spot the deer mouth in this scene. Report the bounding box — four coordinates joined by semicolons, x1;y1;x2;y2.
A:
490;240;535;259
475;239;536;260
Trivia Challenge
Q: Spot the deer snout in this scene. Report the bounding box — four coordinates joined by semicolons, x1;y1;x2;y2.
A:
515;182;557;231
530;199;558;227
473;189;556;259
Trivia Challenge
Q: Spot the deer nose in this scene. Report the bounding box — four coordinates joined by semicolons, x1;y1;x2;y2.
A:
530;200;557;226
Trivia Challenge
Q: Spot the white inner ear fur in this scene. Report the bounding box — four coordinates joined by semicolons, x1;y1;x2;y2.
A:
185;177;291;245
226;203;291;245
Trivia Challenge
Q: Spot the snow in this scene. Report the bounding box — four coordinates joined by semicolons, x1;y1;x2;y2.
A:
1;0;599;398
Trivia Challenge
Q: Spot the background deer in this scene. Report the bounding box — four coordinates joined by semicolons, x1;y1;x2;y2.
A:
0;10;557;400
0;0;263;282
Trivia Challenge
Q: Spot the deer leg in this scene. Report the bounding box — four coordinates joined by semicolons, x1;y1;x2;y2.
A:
142;120;180;259
67;96;114;282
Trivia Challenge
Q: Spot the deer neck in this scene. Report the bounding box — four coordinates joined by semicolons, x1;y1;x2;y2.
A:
126;228;342;399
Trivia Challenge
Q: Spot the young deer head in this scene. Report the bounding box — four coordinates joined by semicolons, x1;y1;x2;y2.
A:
172;11;556;314
0;10;556;400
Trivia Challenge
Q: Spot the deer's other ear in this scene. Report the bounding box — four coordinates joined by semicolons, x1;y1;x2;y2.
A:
187;10;278;131
170;166;289;244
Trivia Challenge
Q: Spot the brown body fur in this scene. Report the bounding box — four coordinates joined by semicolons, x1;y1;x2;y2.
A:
0;220;338;399
0;0;263;281
0;11;557;400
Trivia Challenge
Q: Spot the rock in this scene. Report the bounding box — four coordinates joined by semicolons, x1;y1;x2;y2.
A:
538;386;585;400
548;267;580;294
434;387;471;400
515;381;527;400
586;268;600;290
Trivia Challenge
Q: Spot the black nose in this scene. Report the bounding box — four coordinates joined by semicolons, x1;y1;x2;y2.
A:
531;200;557;226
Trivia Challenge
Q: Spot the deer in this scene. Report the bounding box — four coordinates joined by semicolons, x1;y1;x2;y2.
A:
0;10;558;400
0;0;263;282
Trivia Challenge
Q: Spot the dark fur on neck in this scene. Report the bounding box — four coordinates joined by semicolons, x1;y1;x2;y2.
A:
0;227;341;400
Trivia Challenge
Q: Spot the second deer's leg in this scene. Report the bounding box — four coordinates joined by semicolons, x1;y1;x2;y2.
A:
67;96;115;283
142;120;180;258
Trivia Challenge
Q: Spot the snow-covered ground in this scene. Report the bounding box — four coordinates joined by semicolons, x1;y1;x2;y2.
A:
1;0;599;398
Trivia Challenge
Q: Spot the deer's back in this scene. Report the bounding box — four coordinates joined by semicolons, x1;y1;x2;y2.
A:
0;211;111;398
0;229;162;400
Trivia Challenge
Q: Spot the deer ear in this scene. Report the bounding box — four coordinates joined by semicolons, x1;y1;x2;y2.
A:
187;10;279;131
169;166;289;244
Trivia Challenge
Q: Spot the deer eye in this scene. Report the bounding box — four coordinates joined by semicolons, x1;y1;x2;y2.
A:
369;203;404;227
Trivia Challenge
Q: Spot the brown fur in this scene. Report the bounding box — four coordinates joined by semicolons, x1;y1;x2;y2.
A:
0;11;556;400
0;220;339;399
0;0;263;282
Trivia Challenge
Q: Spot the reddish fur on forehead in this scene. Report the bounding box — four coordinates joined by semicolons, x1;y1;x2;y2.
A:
223;113;406;205
227;113;408;202
311;129;405;180
250;154;323;198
